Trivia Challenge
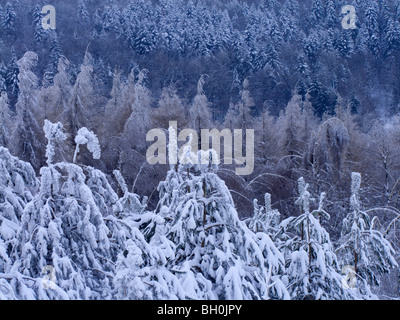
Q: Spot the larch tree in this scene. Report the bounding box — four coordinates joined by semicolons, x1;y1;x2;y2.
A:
39;57;72;124
153;85;188;129
0;92;13;149
64;51;94;139
119;68;154;194
11;51;44;170
276;91;308;173
189;75;213;149
100;70;129;171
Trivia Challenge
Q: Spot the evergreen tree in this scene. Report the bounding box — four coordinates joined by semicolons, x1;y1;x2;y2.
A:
9;122;120;299
278;178;361;300
32;5;45;44
337;173;398;291
325;0;337;29
0;146;38;282
1;2;16;35
155;150;289;300
5;48;19;101
77;0;90;22
365;2;381;56
246;193;280;235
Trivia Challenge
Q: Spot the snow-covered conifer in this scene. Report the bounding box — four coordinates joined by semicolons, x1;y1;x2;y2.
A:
278;178;361;300
337;173;398;292
246;193;280;235
0;147;38;292
155;150;288;300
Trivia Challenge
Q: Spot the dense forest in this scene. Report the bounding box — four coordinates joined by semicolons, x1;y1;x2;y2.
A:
0;0;400;299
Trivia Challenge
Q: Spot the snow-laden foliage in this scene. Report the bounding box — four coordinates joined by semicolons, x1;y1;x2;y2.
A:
246;193;280;235
43;120;67;166
73;127;101;163
0;147;38;277
2;122;118;299
154;151;289;300
337;173;398;290
277;178;363;300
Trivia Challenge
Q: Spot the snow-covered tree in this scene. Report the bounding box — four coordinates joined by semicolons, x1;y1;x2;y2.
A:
118;68;154;193
308;117;350;178
63;50;99;150
43;120;67;166
337;173;398;290
246;193;280;236
121;68;153;149
8;122;118;299
189;75;213;138
40;57;72;124
153;85;188;129
0;147;38;288
73;127;101;164
11;51;44;169
32;5;45;44
5;48;18;100
278;177;361;300
0;92;13;148
154;150;289;300
1;2;16;35
113;226;185;300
